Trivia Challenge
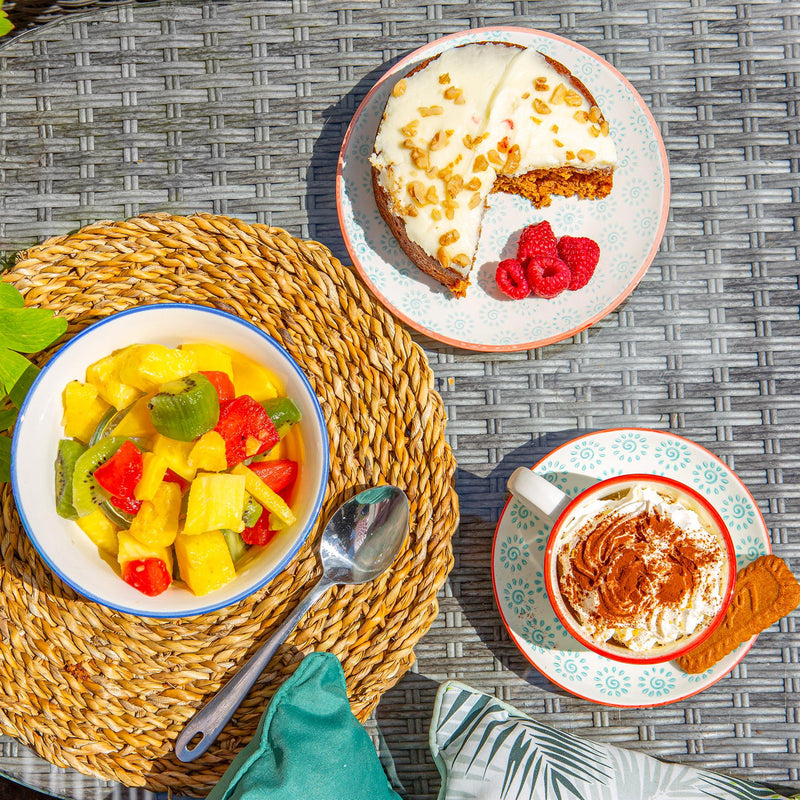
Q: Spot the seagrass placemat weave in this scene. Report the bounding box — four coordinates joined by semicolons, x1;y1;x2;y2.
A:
0;211;458;794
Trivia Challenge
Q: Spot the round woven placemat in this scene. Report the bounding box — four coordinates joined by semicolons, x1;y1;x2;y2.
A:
0;212;458;794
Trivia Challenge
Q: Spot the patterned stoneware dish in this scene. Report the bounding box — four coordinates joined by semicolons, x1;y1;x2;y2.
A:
337;27;670;352
492;428;771;707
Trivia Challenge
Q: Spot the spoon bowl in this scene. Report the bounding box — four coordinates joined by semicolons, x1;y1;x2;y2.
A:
175;484;410;762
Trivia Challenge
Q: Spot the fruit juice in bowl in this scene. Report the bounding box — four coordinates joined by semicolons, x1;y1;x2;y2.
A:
11;304;329;618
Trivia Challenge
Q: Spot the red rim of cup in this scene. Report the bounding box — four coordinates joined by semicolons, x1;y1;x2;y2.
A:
543;473;738;665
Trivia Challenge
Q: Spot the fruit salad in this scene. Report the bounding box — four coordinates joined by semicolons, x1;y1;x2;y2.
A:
55;342;303;598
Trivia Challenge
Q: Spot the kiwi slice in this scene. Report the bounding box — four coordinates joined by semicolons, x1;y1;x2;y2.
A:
260;397;301;438
72;436;127;517
242;495;263;528
222;529;248;564
55;439;88;519
148;372;219;442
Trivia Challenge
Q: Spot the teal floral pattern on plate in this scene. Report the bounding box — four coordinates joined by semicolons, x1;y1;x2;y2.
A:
498;533;530;573
337;27;669;351
492;428;771;707
508;498;540;531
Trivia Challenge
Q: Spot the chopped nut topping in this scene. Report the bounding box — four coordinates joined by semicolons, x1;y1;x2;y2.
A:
553;139;564;148
445;175;464;198
473;154;489;172
402;138;415;149
437;164;454;180
444;86;464;103
465;177;481;191
401;120;419;137
487;149;504;166
429;130;451;151
452;254;471;267
392;80;407;97
530;116;542;125
445;207;455;220
426;185;439;204
550;83;567;105
588;126;600;138
600;120;610;136
411;148;430;169
406;205;418;217
522;92;530;99
566;150;576;160
533;98;551;115
550;124;559;133
419;105;444;117
463;134;475;150
574;110;589;123
431;208;443;221
588;105;602;123
455;95;466;105
437;246;450;268
407;180;426;205
499;144;521;174
426;166;438;178
534;77;549;92
468;192;482;209
497;136;510;154
565;89;583;107
438;73;450;84
439;230;460;246
577;148;596;162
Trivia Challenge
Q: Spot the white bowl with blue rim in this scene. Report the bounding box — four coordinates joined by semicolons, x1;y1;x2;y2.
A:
11;303;330;618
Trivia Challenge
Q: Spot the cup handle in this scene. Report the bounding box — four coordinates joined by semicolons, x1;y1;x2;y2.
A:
507;467;571;520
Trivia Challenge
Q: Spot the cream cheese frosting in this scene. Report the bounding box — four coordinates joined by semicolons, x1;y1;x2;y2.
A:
556;486;728;652
370;43;617;279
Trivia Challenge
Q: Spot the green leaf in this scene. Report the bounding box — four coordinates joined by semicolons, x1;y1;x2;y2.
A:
0;348;34;396
0;7;12;38
8;361;39;408
0;283;24;308
0;406;18;431
0;435;10;483
0;308;67;353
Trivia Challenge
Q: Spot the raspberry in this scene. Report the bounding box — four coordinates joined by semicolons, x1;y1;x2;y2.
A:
557;236;600;291
517;220;558;261
495;259;530;299
526;255;570;299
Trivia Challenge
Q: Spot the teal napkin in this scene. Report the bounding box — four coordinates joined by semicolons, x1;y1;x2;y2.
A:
207;652;401;800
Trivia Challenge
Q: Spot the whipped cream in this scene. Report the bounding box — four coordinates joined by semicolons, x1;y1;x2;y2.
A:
370;43;617;278
556;485;728;652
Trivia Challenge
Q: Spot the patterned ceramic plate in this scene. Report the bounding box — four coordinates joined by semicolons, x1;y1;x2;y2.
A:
336;27;670;352
492;428;771;707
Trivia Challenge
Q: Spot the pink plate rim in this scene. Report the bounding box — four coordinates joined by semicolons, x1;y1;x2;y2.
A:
336;26;672;352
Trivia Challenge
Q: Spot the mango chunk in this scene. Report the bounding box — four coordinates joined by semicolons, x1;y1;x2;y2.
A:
118;344;197;393
129;481;181;548
174;530;236;596
151;433;196;481
187;430;228;472
62;381;112;443
112;393;157;438
85;352;139;410
230;353;279;402
135;451;169;501
76;509;119;556
117;531;173;574
180;343;234;378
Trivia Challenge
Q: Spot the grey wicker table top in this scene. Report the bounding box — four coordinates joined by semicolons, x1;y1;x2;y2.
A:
1;1;799;798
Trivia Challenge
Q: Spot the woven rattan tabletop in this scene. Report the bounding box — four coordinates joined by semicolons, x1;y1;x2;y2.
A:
1;1;799;798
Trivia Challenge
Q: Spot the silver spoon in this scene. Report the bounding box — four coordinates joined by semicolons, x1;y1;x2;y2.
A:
174;484;410;762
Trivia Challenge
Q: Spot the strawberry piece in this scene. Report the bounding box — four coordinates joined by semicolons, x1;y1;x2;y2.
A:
109;494;143;515
517;221;558;261
557;236;600;291
240;512;279;546
121;557;171;596
495;259;530;299
526;255;571;299
163;468;190;493
200;370;236;404
248;459;298;493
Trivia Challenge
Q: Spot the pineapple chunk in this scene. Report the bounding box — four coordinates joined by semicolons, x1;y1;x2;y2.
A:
174;530;236;596
118;344;197;393
76;509;119;556
230;353;279;402
85;351;139;410
112;393;156;438
183;473;247;535
180;343;234;378
232;464;296;527
151;433;196;481
188;430;228;472
117;530;173;574
62;381;112;443
135;451;169;501
129;481;181;548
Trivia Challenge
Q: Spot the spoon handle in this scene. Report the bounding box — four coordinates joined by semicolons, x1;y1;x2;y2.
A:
175;575;334;762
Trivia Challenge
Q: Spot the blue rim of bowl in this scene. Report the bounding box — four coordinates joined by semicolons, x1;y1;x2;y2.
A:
11;302;330;618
